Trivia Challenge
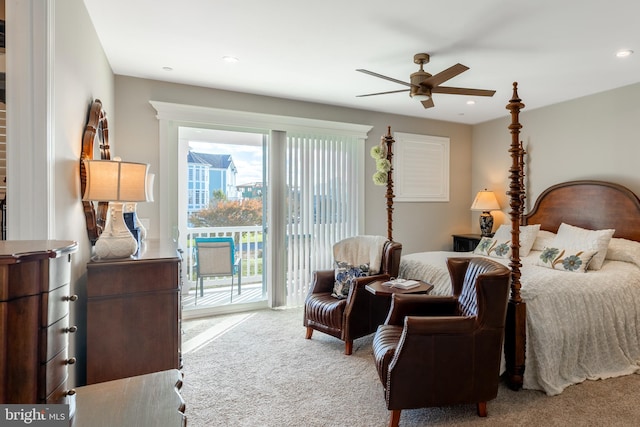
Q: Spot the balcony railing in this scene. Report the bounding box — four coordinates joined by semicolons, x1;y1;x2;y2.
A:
185;224;338;308
185;225;263;292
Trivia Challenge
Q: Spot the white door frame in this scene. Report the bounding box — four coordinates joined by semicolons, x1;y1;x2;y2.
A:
149;101;371;312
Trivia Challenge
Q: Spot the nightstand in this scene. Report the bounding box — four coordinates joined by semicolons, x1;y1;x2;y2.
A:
452;234;485;252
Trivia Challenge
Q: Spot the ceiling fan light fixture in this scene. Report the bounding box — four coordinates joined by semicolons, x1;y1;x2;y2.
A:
411;93;431;102
616;49;633;58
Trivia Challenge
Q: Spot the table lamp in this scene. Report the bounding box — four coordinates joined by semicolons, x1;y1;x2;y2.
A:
470;189;501;237
82;158;149;259
124;172;155;242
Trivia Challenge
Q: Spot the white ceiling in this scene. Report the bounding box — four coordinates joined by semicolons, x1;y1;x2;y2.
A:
82;0;640;125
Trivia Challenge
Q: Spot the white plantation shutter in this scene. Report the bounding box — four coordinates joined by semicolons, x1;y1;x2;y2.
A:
285;132;363;306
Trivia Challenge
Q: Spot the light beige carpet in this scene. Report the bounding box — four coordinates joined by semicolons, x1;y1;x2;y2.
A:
181;307;640;427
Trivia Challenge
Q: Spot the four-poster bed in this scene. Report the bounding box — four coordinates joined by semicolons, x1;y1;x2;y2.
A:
396;83;640;395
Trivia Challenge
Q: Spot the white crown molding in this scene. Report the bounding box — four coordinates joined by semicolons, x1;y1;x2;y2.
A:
149;101;373;139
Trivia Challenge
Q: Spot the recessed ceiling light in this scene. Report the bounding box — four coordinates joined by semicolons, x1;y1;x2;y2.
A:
222;56;239;63
162;66;173;71
466;100;476;105
616;49;633;58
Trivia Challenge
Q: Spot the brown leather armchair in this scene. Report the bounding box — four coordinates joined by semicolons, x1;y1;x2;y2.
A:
372;257;510;427
303;239;402;355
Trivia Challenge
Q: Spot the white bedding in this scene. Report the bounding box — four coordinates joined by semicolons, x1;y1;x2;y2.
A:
399;250;640;395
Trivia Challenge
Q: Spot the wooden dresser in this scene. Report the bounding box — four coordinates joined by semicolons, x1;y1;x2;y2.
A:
74;369;186;426
86;239;182;384
0;240;78;405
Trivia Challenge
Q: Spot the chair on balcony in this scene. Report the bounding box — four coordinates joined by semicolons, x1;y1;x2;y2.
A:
372;257;511;427
303;236;402;355
194;237;242;304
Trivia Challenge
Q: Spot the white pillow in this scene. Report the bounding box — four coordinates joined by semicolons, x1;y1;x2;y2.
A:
606;238;640;268
531;230;557;252
536;246;597;273
473;237;511;259
551;223;615;270
493;224;541;257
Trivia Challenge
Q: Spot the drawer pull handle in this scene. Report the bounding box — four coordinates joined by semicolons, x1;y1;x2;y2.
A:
65;295;79;302
66;389;76;396
66;325;78;333
65;357;77;365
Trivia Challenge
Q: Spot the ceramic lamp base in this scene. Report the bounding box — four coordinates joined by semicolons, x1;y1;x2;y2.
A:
94;202;138;259
479;212;494;237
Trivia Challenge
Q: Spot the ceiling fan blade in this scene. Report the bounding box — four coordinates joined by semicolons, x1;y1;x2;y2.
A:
421;98;435;109
431;86;496;97
356;89;410;97
422;63;469;88
356;69;412;88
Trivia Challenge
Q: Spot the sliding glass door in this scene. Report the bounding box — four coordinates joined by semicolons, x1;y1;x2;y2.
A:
179;126;268;315
151;101;371;315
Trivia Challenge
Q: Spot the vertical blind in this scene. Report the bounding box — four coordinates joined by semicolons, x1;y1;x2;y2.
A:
285;132;362;306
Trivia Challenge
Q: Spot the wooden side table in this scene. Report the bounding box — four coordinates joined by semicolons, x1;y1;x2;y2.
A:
452;234;485;252
365;280;434;297
366;280;434;327
86;239;182;384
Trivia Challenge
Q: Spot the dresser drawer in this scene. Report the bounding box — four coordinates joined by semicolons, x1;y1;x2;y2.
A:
42;283;76;327
40;347;74;400
88;260;179;297
46;376;75;405
49;254;72;291
1;259;47;300
41;315;76;362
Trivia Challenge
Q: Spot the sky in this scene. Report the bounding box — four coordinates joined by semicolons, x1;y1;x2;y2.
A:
188;135;264;185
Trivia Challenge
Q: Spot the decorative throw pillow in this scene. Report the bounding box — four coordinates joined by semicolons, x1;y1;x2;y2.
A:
551;223;615;270
493;224;541;257
536;247;597;273
531;230;557;252
473;237;511;259
605;238;640;268
332;261;369;299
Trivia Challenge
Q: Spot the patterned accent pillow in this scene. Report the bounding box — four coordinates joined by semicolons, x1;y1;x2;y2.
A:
493;224;541;257
473;237;511;259
536;247;597;273
332;261;369;299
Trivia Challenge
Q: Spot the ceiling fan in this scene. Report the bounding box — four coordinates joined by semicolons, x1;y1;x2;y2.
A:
356;53;496;109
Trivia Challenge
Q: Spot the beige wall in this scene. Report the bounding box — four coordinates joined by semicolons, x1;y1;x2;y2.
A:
472;82;640;231
113;76;473;255
54;0;114;386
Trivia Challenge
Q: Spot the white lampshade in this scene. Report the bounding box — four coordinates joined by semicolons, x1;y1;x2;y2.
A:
82;159;149;202
145;173;155;202
470;190;500;212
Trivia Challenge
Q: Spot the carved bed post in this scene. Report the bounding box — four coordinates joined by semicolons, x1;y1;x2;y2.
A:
505;82;526;390
384;126;395;241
